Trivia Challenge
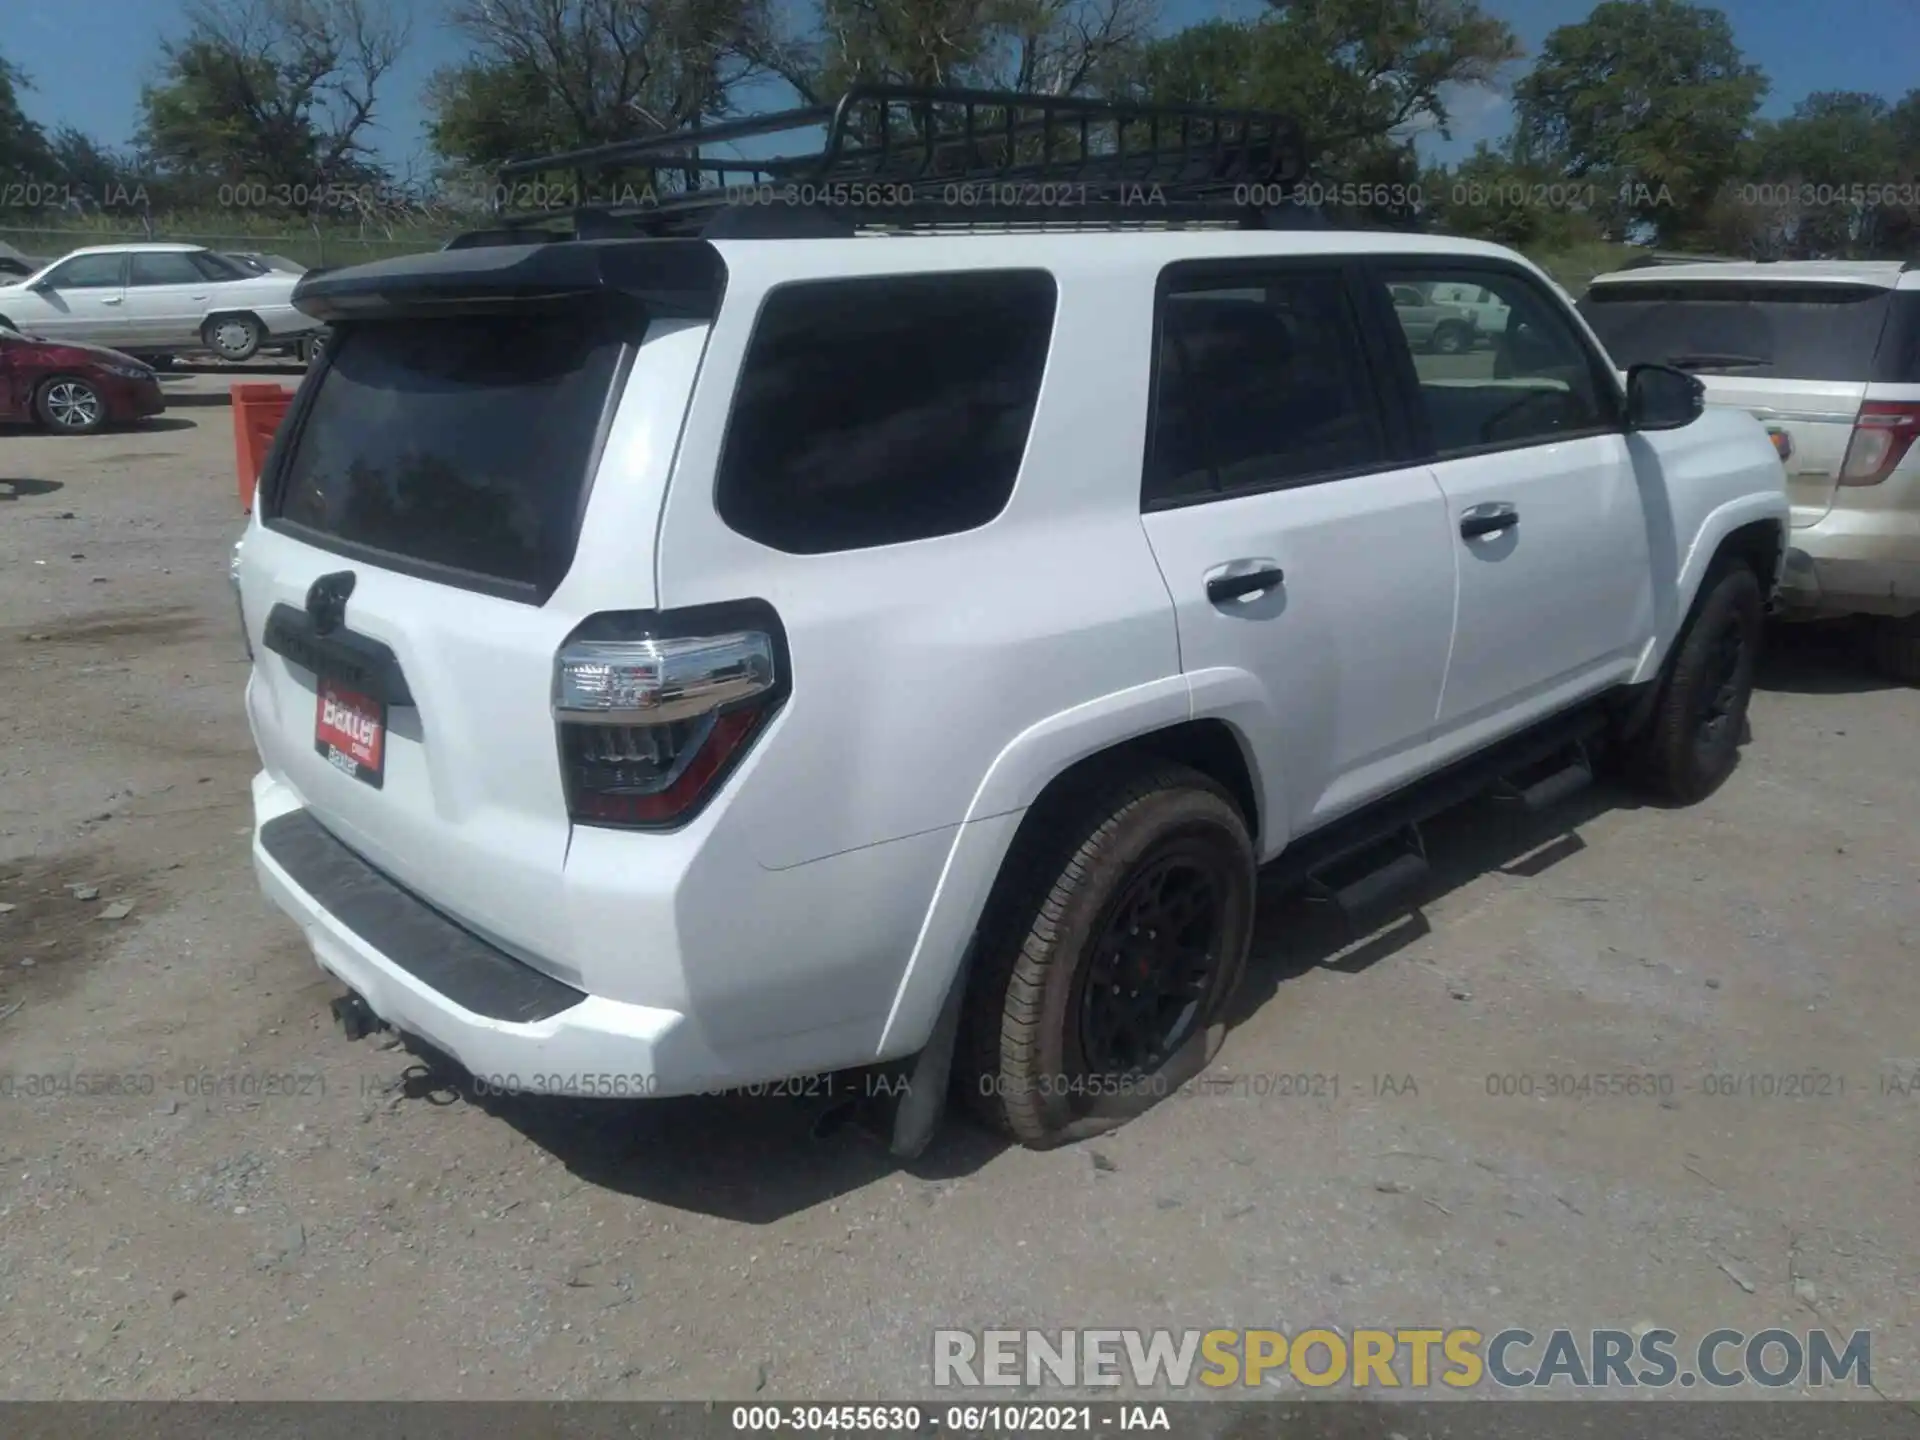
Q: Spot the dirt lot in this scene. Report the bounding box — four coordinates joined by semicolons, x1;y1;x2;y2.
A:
1;370;1918;1401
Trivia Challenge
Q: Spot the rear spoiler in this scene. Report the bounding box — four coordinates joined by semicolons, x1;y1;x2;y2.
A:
290;239;726;324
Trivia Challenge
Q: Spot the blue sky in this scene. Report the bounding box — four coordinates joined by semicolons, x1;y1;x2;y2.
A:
7;0;1917;174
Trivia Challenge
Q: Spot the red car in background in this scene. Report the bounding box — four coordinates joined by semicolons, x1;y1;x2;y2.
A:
0;324;166;434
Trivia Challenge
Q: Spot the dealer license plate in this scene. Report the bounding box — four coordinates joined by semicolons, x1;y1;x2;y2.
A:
314;677;386;788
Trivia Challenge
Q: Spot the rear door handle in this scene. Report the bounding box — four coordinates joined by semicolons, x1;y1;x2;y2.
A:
1206;565;1285;604
1460;504;1518;539
102;296;123;305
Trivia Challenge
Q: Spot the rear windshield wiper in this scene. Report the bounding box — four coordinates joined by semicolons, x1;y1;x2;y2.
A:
1663;353;1772;371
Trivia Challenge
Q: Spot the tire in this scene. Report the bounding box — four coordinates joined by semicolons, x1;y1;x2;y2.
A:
1632;562;1764;804
203;314;265;362
961;762;1256;1148
1431;323;1470;356
34;375;108;435
1870;615;1920;685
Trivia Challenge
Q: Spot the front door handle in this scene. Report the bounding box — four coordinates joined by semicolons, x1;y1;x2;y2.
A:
1206;566;1285;604
1460;505;1518;539
102;296;123;305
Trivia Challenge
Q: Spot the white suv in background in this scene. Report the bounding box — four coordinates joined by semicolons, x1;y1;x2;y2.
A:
0;242;320;363
232;88;1789;1155
1581;260;1920;681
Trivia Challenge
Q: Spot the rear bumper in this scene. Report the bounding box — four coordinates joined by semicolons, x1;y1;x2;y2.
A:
1779;507;1920;619
249;772;881;1095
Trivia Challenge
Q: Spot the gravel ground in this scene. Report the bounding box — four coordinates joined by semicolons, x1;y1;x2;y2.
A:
1;369;1917;1402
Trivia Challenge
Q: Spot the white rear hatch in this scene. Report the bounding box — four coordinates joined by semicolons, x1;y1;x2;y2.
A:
238;286;707;983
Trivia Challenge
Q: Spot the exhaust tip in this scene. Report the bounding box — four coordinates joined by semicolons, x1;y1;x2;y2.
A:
328;990;383;1042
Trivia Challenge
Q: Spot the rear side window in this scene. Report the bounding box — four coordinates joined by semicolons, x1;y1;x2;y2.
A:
194;252;249;281
715;271;1056;554
1146;269;1386;504
271;306;632;600
1875;291;1920;384
1579;282;1897;382
129;252;206;286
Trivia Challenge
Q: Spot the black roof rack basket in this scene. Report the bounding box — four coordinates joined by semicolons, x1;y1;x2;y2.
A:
456;85;1331;243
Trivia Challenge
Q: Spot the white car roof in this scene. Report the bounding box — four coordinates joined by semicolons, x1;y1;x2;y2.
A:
709;228;1555;287
59;242;210;257
1589;259;1911;289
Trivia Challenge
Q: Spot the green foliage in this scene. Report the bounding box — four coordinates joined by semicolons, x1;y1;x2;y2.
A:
136;0;408;216
0;52;54;188
1421;141;1608;250
1116;0;1521;173
428;0;773;189
1514;0;1766;244
1737;92;1915;257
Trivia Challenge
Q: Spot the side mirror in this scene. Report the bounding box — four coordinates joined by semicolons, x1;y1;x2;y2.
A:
28;278;54;293
1626;363;1705;430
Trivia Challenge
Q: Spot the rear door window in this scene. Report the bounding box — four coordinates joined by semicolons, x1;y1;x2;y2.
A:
1146;268;1388;503
129;252;207;286
268;305;634;601
715;270;1057;554
1579;282;1897;382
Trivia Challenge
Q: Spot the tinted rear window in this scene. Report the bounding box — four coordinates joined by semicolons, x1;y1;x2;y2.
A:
1147;271;1386;502
1579;281;1896;382
1878;292;1920;383
271;308;631;600
715;271;1056;554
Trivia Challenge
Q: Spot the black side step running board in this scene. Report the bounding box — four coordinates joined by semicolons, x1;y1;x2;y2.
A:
1492;740;1595;813
1301;823;1429;917
1266;703;1611;913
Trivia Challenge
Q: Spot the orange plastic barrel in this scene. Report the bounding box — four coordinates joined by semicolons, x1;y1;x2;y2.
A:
232;383;296;512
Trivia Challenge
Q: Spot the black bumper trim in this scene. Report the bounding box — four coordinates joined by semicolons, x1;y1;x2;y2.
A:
260;810;585;1024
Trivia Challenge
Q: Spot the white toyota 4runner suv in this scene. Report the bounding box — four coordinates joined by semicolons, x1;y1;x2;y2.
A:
233;89;1790;1154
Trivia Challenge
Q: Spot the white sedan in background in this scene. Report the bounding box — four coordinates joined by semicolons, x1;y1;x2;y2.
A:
0;242;320;363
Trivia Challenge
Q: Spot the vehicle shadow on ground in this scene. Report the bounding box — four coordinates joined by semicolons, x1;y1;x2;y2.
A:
1232;782;1635;1022
1755;618;1893;695
0;477;63;499
155;388;239;409
400;1050;1009;1223
407;778;1646;1222
135;417;201;432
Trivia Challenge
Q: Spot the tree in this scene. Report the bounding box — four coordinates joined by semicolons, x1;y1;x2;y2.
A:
1422;140;1606;250
0;52;53;193
1743;92;1902;257
1514;0;1767;245
138;0;410;213
754;0;1155;102
429;0;775;187
1108;0;1520;181
46;127;153;215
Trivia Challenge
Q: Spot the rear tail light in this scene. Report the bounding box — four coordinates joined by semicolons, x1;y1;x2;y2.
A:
553;608;785;829
1839;401;1920;485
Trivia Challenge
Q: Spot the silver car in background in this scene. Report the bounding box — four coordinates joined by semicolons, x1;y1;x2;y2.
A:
0;242;321;363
